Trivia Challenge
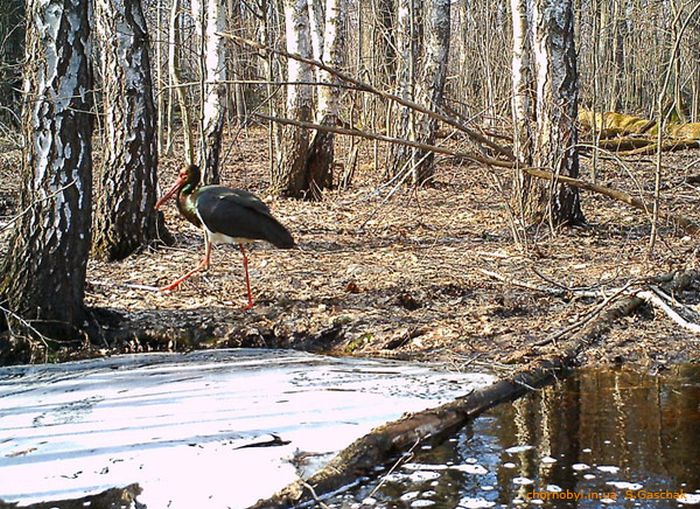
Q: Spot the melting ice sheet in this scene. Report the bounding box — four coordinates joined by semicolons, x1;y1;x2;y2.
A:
0;349;494;508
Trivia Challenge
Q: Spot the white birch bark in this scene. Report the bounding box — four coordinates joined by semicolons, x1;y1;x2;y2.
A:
304;0;346;197
93;0;167;260
307;0;325;82
412;0;450;183
4;0;93;331
317;0;344;123
197;0;227;183
531;0;584;225
272;0;314;196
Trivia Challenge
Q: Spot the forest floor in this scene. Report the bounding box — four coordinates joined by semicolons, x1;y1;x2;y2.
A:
1;127;699;371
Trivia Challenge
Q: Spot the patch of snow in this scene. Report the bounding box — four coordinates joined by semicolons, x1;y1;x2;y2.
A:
678;493;700;505
400;491;420;501
411;499;436;508
505;445;534;454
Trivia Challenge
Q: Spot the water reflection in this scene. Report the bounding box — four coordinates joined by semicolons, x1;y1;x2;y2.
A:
331;366;700;508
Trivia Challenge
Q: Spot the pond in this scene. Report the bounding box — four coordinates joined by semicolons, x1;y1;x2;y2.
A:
0;349;494;508
328;365;700;509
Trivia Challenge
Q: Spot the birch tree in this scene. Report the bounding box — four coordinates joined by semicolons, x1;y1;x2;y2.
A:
411;0;450;184
512;0;584;227
510;0;536;223
201;0;227;183
307;0;324;82
271;0;314;197
531;0;584;226
305;0;346;198
1;0;93;336
388;0;419;181
93;0;169;261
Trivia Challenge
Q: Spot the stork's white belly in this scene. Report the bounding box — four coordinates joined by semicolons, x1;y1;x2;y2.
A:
208;230;250;245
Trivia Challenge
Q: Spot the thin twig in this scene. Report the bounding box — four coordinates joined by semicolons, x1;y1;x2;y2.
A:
0;304;51;360
368;435;423;499
256;113;513;168
534;282;635;347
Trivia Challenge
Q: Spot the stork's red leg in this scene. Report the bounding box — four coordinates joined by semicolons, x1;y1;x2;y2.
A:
240;244;254;310
160;240;213;292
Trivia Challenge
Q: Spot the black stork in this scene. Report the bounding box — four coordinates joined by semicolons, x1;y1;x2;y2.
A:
155;164;295;310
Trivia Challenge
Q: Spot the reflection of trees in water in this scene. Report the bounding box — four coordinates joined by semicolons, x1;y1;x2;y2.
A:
351;367;699;508
485;367;697;504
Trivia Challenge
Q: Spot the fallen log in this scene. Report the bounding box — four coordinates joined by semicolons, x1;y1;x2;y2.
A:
251;271;698;508
616;138;700;156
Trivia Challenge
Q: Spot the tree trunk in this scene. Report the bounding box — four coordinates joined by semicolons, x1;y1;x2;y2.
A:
201;0;227;183
410;0;450;184
93;0;170;262
167;0;194;163
271;0;314;198
1;0;93;337
529;0;585;227
307;0;324;82
388;0;420;181
510;0;534;164
305;0;346;198
510;0;537;223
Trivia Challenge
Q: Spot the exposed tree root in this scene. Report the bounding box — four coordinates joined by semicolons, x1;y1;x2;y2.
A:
250;270;698;509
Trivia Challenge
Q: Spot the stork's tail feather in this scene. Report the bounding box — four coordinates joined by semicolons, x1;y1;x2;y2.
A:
264;217;295;249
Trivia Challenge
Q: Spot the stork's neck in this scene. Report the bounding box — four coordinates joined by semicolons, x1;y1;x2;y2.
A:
176;183;202;228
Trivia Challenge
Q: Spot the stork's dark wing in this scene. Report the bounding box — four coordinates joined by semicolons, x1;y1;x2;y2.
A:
196;186;295;248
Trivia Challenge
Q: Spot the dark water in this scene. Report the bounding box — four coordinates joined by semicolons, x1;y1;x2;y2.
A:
329;366;700;509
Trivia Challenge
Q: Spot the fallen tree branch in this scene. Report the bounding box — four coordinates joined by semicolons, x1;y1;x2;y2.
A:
617;139;700;157
250;271;698;508
522;168;700;235
638;286;700;336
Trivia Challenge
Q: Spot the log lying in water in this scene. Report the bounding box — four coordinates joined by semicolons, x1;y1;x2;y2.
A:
250;270;698;509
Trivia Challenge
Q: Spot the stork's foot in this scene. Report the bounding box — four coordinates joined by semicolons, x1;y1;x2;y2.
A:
159;279;186;292
159;257;209;292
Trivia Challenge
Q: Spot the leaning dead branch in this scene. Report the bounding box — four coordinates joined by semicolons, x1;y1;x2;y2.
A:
220;32;514;160
638;286;700;336
259;113;700;236
250;270;698;508
522;168;700;235
256;113;513;168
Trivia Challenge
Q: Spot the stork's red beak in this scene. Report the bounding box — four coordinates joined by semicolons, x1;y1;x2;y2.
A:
156;174;187;209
